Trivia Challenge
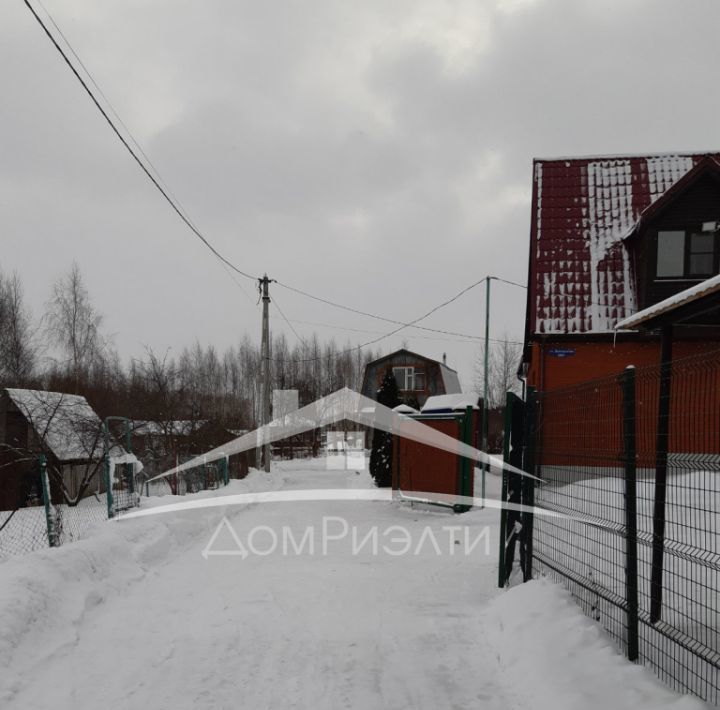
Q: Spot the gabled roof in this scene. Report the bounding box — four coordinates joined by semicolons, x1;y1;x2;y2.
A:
363;348;462;394
365;348;457;371
624;156;720;241
527;151;720;336
4;388;121;463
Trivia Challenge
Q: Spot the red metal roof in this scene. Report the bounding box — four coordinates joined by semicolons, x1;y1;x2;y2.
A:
527;151;720;335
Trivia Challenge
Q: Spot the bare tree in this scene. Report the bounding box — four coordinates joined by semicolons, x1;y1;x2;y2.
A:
474;336;523;409
45;263;104;393
0;271;36;386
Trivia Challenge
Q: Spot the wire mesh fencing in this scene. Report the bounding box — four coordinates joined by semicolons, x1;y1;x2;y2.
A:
0;454;142;559
524;348;720;704
142;457;231;497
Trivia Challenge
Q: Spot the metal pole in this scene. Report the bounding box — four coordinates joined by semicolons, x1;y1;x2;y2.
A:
103;416;132;517
259;274;273;473
39;454;57;547
651;324;673;623
482;277;491;503
621;365;639;661
103;419;114;519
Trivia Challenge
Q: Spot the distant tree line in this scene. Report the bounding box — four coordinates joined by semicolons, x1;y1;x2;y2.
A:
0;263;381;430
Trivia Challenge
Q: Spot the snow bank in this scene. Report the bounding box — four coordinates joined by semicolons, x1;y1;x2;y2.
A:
482;580;703;710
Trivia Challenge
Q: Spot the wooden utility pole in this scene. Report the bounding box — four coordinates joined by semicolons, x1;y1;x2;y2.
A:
258;274;274;472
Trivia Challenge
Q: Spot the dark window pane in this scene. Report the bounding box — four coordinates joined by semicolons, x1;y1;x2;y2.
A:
656;231;685;277
690;253;714;275
414;373;425;391
690;232;715;254
393;367;407;390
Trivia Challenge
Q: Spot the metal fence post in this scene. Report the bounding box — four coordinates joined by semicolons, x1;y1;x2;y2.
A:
104;452;114;519
522;387;538;582
498;395;511;587
651;325;673;623
39;455;57;547
621;366;639;661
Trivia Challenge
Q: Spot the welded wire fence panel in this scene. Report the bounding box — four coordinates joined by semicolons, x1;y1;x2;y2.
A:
532;373;630;652
530;348;720;704
633;352;720;702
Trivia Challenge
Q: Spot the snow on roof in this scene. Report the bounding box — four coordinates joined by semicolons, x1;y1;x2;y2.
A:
4;388;120;462
529;152;720;335
615;273;720;330
421;393;480;413
393;403;419;414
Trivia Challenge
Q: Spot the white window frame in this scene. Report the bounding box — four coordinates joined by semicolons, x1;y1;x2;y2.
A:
393;366;413;390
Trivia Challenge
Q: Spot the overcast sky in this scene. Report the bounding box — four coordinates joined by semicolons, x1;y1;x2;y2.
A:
3;0;720;389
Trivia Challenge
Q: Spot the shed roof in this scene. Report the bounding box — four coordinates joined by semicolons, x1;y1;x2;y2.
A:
615;273;720;330
421;393;480;413
4;388;121;463
528;151;720;336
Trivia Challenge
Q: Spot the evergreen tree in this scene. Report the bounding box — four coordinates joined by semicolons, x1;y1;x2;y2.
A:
369;368;400;487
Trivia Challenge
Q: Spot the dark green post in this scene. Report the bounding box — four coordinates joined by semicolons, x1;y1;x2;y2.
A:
103;416;133;518
651;325;672;623
39;455;57;547
463;405;474;502
498;393;513;587
522;387;538;582
222;456;229;486
621;366;639;661
104;447;114;519
454;410;473;513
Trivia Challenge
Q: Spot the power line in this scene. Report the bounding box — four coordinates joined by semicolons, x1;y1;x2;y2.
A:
23;0;258;283
266;277;496;363
274;278;493;340
491;276;527;290
24;1;529;350
285;317;524;345
271;295;306;345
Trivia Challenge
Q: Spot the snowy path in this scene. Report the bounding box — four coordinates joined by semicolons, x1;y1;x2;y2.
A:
1;461;702;710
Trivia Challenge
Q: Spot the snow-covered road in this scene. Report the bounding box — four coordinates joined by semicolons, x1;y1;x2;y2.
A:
1;461;702;709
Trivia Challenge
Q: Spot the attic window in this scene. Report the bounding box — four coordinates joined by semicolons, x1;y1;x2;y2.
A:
656;231;685;277
656;228;718;279
392;367;425;391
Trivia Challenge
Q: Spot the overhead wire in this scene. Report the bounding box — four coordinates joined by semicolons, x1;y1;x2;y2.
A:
265;277;498;363
274;278;500;340
23;0;259;283
24;1;529;350
284;317;523;345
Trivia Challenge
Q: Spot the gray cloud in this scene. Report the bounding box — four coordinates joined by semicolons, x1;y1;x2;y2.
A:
2;0;719;388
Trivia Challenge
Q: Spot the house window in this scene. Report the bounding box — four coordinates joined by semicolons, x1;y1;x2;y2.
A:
656;231;685;277
689;232;715;275
393;367;413;390
392;367;425;391
656;228;718;279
